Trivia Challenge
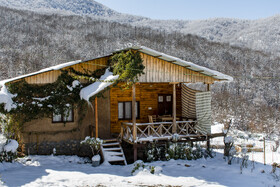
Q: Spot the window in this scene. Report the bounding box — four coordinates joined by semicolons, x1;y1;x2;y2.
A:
52;105;74;123
118;101;139;120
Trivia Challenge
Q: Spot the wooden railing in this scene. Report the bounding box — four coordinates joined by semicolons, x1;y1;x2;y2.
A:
120;121;202;143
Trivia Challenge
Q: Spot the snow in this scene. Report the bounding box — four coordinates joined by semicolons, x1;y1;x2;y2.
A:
131;46;233;82
92;154;100;162
225;136;234;143
72;80;80;88
0;0;119;17
33;96;50;102
80;68;119;101
0;153;279;186
0;60;81;86
3;139;18;153
0;83;17;112
0;123;280;186
0;133;6;151
67;80;81;91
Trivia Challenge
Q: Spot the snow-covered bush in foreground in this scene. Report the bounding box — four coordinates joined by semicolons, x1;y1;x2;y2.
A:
0;138;18;162
145;141;214;162
80;136;103;165
131;160;162;176
239;146;249;174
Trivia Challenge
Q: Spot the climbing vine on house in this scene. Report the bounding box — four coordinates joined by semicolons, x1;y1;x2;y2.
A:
0;49;145;138
0;71;86;136
109;49;145;88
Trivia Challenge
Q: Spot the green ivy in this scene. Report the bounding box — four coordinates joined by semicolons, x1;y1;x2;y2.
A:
0;71;88;136
0;49;144;137
109;49;145;88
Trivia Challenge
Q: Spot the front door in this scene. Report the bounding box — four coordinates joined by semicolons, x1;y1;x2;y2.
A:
158;94;172;116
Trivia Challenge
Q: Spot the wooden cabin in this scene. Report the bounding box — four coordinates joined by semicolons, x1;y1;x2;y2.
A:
0;46;232;161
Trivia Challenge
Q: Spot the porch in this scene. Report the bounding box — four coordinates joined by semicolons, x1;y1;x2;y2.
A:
116;82;213;149
120;120;207;144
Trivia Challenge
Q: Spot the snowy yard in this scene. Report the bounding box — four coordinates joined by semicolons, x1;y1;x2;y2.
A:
1;123;280;187
0;152;279;187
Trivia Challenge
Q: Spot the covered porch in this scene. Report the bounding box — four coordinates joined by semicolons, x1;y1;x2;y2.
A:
117;81;212;142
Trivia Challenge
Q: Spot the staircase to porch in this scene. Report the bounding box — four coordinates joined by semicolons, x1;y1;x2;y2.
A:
101;139;127;165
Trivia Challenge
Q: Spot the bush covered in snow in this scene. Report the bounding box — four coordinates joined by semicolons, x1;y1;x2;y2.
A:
145;141;214;162
0;138;18;162
80;136;103;154
131;160;162;176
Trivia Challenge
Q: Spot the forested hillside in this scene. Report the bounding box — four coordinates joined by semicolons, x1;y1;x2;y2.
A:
1;0;280;56
0;6;279;134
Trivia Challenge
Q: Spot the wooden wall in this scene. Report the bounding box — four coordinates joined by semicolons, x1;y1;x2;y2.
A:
16;52;218;85
110;83;182;134
21;89;111;144
138;53;216;84
24;57;109;84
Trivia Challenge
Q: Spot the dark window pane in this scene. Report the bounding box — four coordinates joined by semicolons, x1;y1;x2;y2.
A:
118;102;124;119
125;102;132;119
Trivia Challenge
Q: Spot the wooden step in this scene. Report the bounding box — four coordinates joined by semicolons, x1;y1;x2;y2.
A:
104;139;118;143
107;156;126;162
103;147;122;151
102;142;120;146
105;151;124;156
101;139;127;165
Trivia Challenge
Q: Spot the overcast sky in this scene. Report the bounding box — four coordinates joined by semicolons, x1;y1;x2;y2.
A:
95;0;280;20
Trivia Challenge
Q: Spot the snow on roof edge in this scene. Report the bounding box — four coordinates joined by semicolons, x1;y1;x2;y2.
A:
80;68;119;101
0;45;233;86
0;60;82;86
123;46;233;82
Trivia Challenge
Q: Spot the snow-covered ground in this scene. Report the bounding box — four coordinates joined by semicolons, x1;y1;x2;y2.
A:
0;153;279;187
211;122;280;165
0;123;280;187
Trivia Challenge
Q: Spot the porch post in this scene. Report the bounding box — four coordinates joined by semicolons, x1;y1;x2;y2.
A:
172;83;177;133
95;97;98;138
207;84;211;91
132;84;137;161
206;83;210;149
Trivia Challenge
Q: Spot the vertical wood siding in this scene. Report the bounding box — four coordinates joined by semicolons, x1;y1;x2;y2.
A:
25;57;109;84
110;83;182;134
138;53;216;84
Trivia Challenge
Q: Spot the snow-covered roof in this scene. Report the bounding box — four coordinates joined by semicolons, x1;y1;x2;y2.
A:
0;46;232;86
118;46;233;81
80;68;119;101
0;60;82;86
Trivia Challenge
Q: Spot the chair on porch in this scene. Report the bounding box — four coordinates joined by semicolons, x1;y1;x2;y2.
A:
148;115;161;136
148;115;157;123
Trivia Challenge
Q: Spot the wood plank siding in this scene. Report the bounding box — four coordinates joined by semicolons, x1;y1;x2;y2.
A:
18;52;218;85
138;53;216;84
110;83;182;134
25;57;109;84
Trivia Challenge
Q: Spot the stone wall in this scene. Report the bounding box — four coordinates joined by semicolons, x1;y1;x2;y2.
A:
25;140;93;157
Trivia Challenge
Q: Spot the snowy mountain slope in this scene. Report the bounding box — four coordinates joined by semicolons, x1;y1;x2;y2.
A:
131;16;280;55
0;0;279;55
0;0;119;16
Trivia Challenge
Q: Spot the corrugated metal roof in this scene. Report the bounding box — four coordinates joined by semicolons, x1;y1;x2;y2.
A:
121;46;233;81
0;46;233;85
0;60;82;86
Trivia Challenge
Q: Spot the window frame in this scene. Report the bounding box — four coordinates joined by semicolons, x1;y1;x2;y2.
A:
118;101;140;120
52;105;74;123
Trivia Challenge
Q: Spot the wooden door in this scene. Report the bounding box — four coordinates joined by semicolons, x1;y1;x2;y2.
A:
158;94;172;116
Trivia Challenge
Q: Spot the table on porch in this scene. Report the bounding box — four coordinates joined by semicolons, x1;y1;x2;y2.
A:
157;116;180;122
